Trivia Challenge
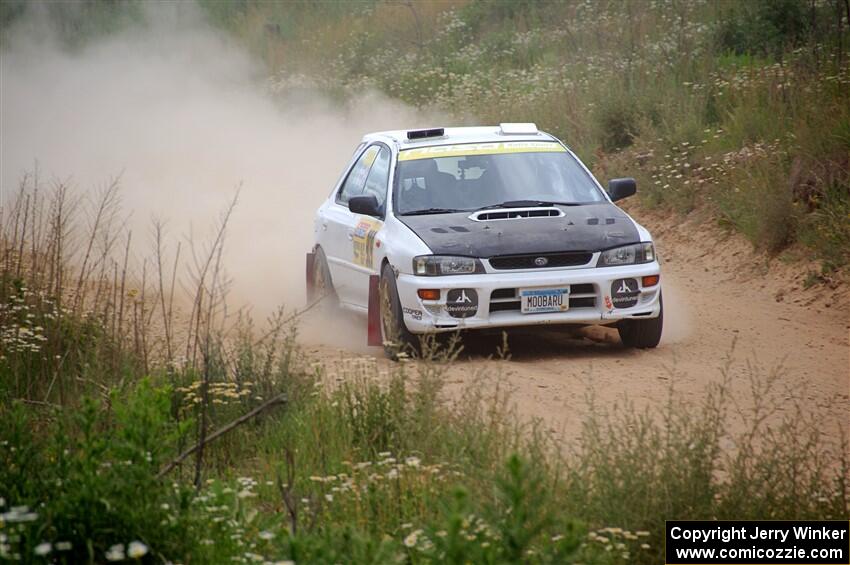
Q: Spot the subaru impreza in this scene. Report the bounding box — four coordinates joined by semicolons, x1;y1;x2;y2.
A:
307;124;662;358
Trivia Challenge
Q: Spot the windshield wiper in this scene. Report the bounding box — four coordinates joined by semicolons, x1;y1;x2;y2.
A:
476;200;582;211
400;207;465;216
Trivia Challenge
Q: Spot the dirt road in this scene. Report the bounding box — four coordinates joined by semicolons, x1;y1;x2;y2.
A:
303;210;850;443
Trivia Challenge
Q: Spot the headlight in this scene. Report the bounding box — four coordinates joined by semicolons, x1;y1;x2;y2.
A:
412;255;484;276
597;242;655;267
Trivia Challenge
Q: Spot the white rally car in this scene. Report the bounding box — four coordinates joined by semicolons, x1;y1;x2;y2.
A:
307;124;662;358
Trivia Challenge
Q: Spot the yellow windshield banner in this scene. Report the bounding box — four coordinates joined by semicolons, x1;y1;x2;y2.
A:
398;141;566;161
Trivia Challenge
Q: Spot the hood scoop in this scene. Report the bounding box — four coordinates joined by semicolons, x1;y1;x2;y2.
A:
470;207;564;222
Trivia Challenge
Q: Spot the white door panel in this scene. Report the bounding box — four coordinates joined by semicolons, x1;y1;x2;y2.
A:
323;143;392;308
322;203;360;305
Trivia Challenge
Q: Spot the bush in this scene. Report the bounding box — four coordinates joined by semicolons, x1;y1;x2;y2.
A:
0;380;196;562
716;148;798;252
798;183;850;269
715;0;810;58
593;91;641;153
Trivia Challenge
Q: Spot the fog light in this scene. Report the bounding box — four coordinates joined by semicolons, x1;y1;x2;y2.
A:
418;289;440;300
642;275;660;287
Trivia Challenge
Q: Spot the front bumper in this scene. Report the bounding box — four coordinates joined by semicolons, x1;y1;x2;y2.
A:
395;262;662;333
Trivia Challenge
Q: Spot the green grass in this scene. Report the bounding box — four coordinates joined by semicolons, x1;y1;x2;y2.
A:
2;316;847;563
1;177;847;562
1;2;849;562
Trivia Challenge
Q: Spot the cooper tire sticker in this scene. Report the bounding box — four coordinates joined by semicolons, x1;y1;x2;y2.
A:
402;307;423;321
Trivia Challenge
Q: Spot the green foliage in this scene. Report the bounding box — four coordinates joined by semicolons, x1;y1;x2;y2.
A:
200;0;849;266
717;151;799;252
1;1;849;561
0;380;196;562
593;90;641;153
715;0;811;57
0;0;144;48
2;303;848;563
799;182;850;267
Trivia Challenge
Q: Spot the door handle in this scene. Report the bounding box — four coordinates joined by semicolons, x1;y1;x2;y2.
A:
346;230;353;241
321;222;328;231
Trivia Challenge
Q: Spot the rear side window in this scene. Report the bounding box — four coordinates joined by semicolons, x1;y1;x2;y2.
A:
338;145;381;205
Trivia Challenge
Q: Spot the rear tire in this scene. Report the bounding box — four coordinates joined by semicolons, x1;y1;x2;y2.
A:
379;263;418;360
309;247;338;312
617;293;663;349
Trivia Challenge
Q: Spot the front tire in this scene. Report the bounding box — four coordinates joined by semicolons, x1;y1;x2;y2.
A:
379;263;418;360
617;293;663;349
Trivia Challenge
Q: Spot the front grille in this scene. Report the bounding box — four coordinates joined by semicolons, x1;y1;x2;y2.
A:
489;285;597;313
491;288;516;300
489;252;593;270
490;301;522;312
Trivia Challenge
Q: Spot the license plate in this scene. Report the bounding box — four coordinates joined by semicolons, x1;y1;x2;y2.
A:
520;287;569;314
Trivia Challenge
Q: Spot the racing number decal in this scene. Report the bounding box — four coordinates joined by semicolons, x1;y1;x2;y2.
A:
352;217;382;269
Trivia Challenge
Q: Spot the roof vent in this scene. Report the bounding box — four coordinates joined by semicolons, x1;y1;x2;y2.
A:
499;122;538;135
407;128;445;140
470;207;563;221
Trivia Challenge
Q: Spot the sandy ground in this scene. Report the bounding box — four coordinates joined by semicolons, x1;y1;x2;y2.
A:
301;209;850;446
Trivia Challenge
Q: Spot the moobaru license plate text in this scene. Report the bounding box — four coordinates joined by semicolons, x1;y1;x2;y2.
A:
520;287;569;313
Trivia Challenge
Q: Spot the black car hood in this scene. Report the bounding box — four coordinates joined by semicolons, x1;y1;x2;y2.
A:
398;203;640;257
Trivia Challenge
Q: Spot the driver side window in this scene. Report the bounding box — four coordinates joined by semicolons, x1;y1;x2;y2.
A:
338;145;381;205
362;146;391;210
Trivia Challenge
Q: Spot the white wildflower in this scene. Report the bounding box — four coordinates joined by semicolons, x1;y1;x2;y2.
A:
34;543;51;556
404;529;422;548
105;544;125;561
127;541;148;558
404;456;421;468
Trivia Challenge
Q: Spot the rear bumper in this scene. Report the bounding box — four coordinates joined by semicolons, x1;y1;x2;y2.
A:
395;262;662;334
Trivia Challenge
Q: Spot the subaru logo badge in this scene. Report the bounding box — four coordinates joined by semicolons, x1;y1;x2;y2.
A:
534;257;548;267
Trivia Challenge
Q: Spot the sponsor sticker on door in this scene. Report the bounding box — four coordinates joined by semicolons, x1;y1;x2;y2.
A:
352;218;382;269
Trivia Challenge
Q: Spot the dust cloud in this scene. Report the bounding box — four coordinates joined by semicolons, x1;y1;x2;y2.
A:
1;2;436;317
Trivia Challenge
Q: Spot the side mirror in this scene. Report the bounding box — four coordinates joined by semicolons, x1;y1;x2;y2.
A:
607;178;637;202
348;194;382;217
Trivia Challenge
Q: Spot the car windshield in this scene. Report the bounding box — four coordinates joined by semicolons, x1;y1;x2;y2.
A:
395;142;605;215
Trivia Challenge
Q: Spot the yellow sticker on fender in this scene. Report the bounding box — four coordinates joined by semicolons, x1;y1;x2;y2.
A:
352;217;382;269
398;141;566;161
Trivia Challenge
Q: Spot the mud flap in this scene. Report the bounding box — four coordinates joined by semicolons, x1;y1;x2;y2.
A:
305;252;315;303
367;274;382;347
